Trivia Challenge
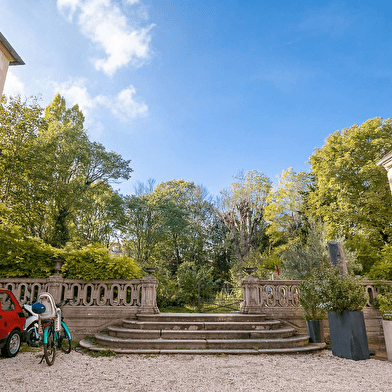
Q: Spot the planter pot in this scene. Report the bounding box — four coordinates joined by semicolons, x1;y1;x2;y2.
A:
382;319;392;362
328;311;369;361
306;320;324;343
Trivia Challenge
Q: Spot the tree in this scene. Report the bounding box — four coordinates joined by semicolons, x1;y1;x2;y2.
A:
72;184;125;246
281;221;329;279
123;180;164;265
308;118;392;272
40;95;133;247
0;95;47;234
264;168;312;245
152;180;214;272
217;170;271;264
0;94;133;247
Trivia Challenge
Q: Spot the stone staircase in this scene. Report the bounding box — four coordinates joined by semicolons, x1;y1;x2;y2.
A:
80;313;326;355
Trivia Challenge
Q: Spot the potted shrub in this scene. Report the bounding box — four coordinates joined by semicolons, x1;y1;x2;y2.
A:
377;291;392;361
317;264;369;360
299;275;326;343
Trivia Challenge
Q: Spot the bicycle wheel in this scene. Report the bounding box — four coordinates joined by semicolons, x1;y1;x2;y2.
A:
59;327;72;354
43;324;56;366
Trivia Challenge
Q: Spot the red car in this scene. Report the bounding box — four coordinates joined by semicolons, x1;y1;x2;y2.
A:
0;289;25;357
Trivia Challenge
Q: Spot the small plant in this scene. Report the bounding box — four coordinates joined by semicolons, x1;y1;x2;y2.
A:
299;274;326;321
377;292;392;320
19;343;41;354
90;349;117;357
315;263;367;313
84;335;97;344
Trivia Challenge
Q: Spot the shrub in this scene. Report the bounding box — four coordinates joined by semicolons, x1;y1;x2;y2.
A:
316;263;367;313
377;292;392;320
176;261;214;304
61;245;141;280
0;223;58;278
299;275;326;321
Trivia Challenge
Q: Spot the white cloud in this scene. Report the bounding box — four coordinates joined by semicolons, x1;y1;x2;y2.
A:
124;0;140;5
96;85;148;121
52;78;148;123
3;71;26;97
57;0;155;76
57;0;81;20
52;78;97;118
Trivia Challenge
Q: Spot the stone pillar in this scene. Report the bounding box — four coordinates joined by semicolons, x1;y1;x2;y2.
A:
240;274;263;314
46;275;64;303
139;275;160;314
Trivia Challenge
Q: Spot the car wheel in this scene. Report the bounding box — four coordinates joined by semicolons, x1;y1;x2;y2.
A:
1;330;22;358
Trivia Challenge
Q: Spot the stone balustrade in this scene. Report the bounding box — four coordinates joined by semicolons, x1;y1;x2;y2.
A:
1;275;390;339
0;275;159;339
1;276;388;311
258;280;301;308
0;276;146;308
240;277;392;339
241;278;391;312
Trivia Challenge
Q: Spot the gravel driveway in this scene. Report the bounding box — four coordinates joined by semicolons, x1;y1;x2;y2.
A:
1;349;391;392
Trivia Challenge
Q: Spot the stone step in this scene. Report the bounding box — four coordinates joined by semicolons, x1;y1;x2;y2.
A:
108;326;296;340
122;319;282;331
94;332;310;350
136;313;267;323
79;312;326;357
79;337;326;355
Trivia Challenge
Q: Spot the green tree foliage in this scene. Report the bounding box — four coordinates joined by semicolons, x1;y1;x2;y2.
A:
0;220;58;278
0;204;140;280
125;180;214;270
40;95;132;247
154;180;214;271
299;274;327;321
176;261;214;304
308;118;392;272
123;179;217;306
123;180;165;266
281;221;329;279
368;245;392;280
0;94;132;247
72;183;125;247
265;168;312;245
218;170;271;264
0;96;47;235
61;245;141;280
315;262;367;313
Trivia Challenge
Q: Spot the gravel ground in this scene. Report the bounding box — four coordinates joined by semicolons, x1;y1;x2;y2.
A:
1;349;391;392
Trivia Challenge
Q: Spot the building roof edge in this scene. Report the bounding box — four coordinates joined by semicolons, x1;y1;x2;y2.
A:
0;32;24;66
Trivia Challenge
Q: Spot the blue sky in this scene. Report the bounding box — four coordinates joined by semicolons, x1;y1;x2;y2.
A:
2;0;392;197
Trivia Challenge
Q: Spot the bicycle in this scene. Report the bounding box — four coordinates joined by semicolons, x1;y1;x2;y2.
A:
32;294;75;366
42;298;74;365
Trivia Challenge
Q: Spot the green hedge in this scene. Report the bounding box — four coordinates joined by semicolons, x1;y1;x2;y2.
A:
0;223;140;280
0;224;57;278
61;245;141;280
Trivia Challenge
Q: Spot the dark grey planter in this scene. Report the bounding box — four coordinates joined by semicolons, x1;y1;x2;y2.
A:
306;320;324;343
328;311;369;360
